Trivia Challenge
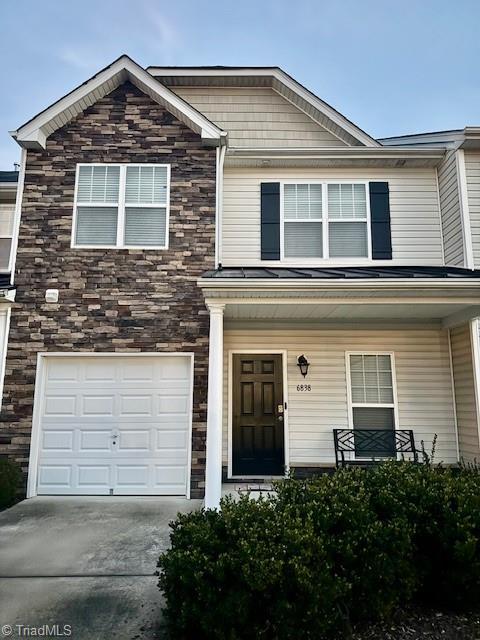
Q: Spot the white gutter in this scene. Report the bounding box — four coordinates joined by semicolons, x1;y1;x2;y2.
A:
214;144;227;268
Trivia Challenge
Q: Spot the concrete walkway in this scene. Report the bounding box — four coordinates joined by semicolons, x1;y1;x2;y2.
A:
0;496;200;639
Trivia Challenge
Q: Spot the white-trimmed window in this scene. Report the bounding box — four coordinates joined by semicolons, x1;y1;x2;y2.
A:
282;182;369;259
347;353;397;455
73;164;170;249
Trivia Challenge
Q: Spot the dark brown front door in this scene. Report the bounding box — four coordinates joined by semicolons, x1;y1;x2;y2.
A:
232;354;284;476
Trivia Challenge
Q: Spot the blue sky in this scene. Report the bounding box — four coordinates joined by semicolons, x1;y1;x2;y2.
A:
1;0;479;168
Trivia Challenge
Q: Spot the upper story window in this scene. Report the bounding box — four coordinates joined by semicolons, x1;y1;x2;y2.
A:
282;182;370;259
73;164;170;249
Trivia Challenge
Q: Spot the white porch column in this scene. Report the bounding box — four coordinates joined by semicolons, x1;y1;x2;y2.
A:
204;302;225;509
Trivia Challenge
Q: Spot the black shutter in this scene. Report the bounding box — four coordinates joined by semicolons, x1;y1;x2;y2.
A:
369;182;392;260
261;182;280;260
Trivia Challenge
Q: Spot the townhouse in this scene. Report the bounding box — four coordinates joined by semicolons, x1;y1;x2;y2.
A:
1;56;480;508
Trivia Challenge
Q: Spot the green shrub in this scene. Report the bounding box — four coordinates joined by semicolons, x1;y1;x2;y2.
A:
367;461;480;608
0;456;21;509
158;463;480;639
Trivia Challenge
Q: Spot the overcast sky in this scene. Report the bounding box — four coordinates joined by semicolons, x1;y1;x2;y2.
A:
1;0;479;168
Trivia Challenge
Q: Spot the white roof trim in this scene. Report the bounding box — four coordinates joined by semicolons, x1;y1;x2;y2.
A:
11;56;227;149
147;66;380;148
226;147;445;158
380;127;480;151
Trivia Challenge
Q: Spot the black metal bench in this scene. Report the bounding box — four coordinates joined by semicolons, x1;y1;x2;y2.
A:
333;428;418;467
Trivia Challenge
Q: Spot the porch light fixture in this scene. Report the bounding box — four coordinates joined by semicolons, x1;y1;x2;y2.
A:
297;354;310;377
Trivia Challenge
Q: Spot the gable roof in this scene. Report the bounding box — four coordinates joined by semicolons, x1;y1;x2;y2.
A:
11;55;227;150
147;66;380;148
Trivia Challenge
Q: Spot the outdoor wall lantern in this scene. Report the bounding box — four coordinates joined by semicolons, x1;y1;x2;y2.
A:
297;354;310;377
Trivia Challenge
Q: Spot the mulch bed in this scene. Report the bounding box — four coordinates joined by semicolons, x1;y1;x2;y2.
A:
352;608;480;639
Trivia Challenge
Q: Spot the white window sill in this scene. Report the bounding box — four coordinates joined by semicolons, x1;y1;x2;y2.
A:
71;245;169;250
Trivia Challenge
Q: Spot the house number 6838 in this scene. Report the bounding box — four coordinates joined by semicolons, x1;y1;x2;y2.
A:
296;384;312;392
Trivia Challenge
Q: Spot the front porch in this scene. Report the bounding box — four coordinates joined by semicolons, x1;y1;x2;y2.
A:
200;269;480;508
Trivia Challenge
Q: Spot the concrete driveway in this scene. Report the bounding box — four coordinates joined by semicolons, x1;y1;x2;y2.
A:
0;496;201;640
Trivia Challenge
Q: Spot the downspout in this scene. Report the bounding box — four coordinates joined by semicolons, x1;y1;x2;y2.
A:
456;149;474;269
9;147;27;286
215;144;227;269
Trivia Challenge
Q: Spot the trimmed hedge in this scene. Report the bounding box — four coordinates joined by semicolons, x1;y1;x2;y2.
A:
0;457;21;510
158;462;480;639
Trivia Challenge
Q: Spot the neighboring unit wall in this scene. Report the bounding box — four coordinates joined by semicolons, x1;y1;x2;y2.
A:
437;150;464;266
450;323;480;461
222;167;443;266
173;87;348;148
0;181;17;272
465;151;480;266
223;326;458;470
0;82;217;498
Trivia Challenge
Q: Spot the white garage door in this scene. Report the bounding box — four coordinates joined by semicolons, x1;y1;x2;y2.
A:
32;355;192;496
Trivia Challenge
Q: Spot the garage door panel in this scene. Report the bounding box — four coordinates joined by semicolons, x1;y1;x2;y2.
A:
115;465;149;487
38;465;72;489
46;361;80;382
82;395;115;416
158;394;189;414
44;395;77;416
80;429;112;452
42;430;74;451
78;465;111;488
117;430;151;451
120;362;156;383
84;362;117;382
120;395;153;416
158;358;190;379
155;465;187;491
156;430;188;450
34;356;191;496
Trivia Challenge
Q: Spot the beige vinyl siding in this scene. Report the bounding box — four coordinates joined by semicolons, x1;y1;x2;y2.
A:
222;167;443;266
223;327;458;469
173;87;347;148
465;151;480;266
450;323;480;461
437;150;464;266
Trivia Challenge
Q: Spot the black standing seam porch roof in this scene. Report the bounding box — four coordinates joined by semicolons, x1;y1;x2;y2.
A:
201;266;480;280
0;275;13;289
0;171;18;183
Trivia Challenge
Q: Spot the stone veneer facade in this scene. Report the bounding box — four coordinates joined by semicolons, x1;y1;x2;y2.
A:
0;82;216;498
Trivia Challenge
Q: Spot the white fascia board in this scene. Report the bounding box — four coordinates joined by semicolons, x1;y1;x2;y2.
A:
148;66;379;148
12;56;226;149
226;147;445;160
197;277;480;291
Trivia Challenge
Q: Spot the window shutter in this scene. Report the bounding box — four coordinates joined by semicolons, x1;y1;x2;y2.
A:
369;182;392;260
261;183;280;260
